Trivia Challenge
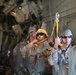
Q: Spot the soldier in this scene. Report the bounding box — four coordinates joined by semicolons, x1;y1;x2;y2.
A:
21;22;50;75
20;25;37;57
16;26;36;75
13;36;30;75
28;23;50;75
52;29;73;75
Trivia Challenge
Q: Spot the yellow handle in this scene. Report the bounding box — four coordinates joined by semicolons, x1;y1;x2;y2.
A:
56;18;59;37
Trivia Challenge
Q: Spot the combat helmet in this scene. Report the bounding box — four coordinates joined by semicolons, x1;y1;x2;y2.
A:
28;25;36;34
63;29;72;37
36;22;48;37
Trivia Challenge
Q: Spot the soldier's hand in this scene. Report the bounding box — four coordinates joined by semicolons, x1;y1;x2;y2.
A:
47;36;53;43
31;39;38;44
54;36;61;49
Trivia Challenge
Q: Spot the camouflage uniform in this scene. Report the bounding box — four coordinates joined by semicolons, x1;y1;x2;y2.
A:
68;45;76;75
21;40;50;75
13;42;29;75
54;46;71;75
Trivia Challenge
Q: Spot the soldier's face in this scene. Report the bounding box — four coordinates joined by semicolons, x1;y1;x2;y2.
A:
62;36;72;45
29;31;36;37
29;31;36;41
37;34;45;41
